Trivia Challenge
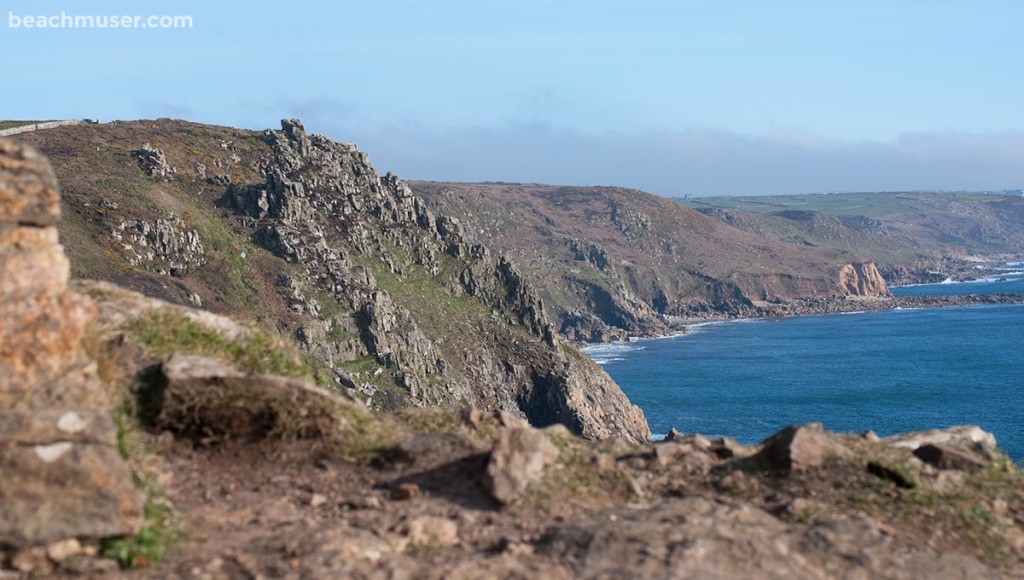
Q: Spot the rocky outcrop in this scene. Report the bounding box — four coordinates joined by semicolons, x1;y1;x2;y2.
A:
412;181;891;341
0;140;142;554
134;143;175;179
837;261;891;297
110;213;205;276
536;497;994;579
224;120;648;442
883;424;998;453
484;427;560;504
756;422;849;470
158;354;369;444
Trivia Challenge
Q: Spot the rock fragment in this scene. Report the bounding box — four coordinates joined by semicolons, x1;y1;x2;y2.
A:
484;427;560;504
913;443;986;471
757;423;846;471
403;517;459;549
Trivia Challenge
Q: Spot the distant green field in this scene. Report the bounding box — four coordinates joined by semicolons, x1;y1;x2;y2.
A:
679;192;1008;217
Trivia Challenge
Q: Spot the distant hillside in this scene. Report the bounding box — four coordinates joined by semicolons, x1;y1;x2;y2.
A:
18;119;648;442
412;182;890;341
680;192;1024;284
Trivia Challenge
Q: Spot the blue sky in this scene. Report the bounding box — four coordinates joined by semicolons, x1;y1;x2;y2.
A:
3;0;1024;195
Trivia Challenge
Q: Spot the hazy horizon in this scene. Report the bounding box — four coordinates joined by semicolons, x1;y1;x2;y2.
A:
3;0;1023;196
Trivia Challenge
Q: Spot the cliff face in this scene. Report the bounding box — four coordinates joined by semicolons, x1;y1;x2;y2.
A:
412;181;888;340
22;120;649;443
837;262;891;297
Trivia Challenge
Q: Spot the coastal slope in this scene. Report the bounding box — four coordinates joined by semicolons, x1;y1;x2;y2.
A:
681;192;1024;284
18;120;648;442
412;181;890;341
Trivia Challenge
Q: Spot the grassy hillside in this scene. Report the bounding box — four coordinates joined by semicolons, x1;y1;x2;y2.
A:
412;181;878;340
680;192;1024;283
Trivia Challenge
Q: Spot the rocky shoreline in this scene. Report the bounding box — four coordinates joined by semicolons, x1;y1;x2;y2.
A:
585;292;1024;345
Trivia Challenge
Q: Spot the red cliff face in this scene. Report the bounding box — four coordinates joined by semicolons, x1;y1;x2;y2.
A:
837;262;891;297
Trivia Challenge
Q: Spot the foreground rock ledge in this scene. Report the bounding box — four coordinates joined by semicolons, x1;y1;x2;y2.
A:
0;139;142;551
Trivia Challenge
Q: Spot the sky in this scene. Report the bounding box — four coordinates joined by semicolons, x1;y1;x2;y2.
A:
3;0;1024;196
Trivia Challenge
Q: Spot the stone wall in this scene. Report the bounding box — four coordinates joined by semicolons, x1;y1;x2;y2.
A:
0;120;84;138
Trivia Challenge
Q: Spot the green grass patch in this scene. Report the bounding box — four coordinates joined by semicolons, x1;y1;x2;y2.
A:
128;311;314;381
102;405;180;568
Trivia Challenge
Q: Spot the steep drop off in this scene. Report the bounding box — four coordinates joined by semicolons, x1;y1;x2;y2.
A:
21;120;648;442
412;182;890;341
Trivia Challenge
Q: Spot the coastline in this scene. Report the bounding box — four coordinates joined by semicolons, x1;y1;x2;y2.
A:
578;292;1024;347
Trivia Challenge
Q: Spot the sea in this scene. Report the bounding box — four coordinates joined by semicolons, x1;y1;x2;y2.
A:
583;264;1024;463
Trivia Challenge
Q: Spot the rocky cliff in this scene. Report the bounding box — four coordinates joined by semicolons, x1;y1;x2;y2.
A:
838;262;891;296
20;120;648;443
3;135;1024;579
412;181;891;341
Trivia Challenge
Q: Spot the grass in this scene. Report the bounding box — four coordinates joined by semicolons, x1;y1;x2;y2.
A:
101;405;180;568
183;198;278;316
682;191;1011;218
127;310;399;459
128;310;315;381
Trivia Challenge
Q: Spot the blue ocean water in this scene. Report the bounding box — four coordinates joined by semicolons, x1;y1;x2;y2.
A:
584;268;1024;462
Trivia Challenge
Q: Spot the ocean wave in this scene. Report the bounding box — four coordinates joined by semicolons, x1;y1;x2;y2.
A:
580;341;647;365
896;270;1024;288
963;271;1024;284
580;342;646;354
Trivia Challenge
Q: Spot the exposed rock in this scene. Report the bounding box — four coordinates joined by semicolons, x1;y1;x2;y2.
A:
710;436;753;459
536;497;995;579
134;142;174;179
110;213;205;276
913;443;987;471
0;139;142;551
862;429;881;442
226;120;649;442
9;547;51;575
883;425;998;452
0;139;60;226
757;423;847;470
390;483;421;501
403;516;459;549
45;538;82;562
484;427;560;504
663;427;683;442
837;262;892;297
